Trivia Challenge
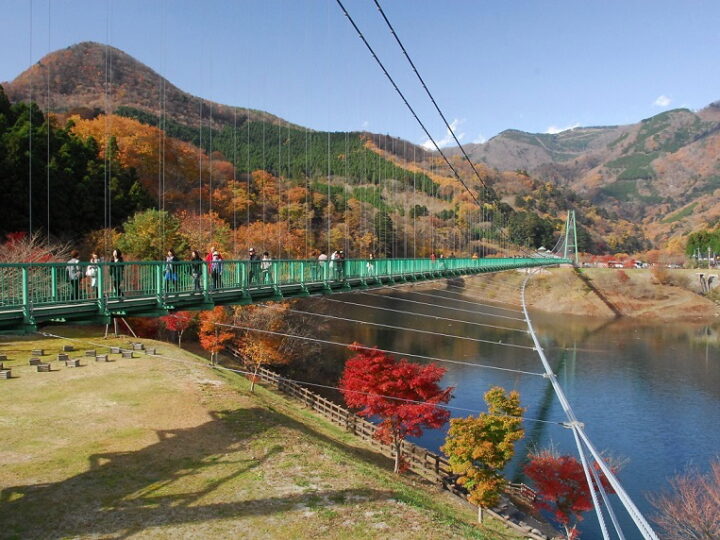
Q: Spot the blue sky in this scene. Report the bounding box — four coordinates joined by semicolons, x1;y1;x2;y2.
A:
1;0;719;147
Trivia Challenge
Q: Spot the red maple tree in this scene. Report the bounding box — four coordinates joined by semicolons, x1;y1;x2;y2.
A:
160;311;196;348
524;449;616;539
198;307;235;365
339;343;453;473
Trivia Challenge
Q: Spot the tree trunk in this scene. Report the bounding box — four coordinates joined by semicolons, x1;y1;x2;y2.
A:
393;437;402;474
178;330;183;349
477;506;484;523
251;363;260;392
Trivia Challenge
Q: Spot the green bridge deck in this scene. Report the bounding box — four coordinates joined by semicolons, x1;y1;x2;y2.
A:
0;257;566;333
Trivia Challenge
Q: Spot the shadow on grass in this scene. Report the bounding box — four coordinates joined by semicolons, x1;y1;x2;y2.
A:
0;406;395;539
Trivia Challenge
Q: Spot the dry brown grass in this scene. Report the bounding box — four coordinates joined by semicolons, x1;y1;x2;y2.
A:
0;333;516;539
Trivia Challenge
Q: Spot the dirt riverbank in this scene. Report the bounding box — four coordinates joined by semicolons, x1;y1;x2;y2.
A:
405;267;720;322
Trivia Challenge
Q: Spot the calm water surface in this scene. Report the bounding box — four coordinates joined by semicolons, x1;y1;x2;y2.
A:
296;284;720;539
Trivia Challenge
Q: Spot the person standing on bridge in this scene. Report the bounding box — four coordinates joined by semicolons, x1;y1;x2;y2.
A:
164;249;179;292
247;248;260;285
317;250;328;280
67;250;82;300
261;251;272;284
211;249;224;289
189;250;203;292
110;249;125;298
86;252;100;298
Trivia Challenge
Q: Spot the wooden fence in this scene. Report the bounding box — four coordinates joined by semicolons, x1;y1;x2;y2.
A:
246;366;556;539
259;367;539;496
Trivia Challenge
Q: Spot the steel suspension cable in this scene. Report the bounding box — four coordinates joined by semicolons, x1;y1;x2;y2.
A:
371;0;490;197
167;314;545;377
28;0;33;236
366;290;526;322
360;291;527;323
418;287;524;313
334;0;481;208
256;303;535;350
35;330;561;425
338;0;531;257
521;270;658;539
319;296;528;334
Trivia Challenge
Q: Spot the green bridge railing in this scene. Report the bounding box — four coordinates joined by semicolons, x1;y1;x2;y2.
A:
0;257;567;333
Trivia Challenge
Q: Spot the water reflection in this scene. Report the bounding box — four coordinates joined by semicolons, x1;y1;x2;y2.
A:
290;285;720;539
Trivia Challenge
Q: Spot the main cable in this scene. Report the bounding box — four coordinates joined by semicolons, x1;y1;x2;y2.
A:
371;0;490;196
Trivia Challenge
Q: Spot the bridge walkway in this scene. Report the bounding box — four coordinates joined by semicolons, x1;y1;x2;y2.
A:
0;257;566;333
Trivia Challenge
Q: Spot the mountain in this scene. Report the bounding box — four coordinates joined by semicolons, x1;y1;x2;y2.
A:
0;42;661;253
449;104;720;245
2;41;292;130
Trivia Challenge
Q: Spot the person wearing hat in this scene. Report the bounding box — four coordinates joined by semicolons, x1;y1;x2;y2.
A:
211;249;224;289
247;247;260;285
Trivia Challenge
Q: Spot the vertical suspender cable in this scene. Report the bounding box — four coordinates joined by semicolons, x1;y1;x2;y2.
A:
46;0;51;243
104;2;110;253
28;0;33;237
233;106;237;257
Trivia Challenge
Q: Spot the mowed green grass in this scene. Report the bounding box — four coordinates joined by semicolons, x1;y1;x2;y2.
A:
0;332;515;539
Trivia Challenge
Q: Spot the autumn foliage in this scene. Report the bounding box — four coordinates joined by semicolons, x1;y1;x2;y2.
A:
524;449;615;539
339;343;453;473
198;307;234;364
232;304;289;391
442;386;524;510
160;311;197;348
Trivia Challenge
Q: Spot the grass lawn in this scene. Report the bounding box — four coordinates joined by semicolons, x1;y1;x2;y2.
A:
0;331;518;539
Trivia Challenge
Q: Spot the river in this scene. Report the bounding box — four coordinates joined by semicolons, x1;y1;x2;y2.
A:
292;282;720;539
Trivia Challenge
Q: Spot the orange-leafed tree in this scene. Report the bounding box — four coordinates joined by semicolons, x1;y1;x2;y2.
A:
160;311;197;348
198;307;234;365
442;387;524;521
232;304;292;391
177;210;233;256
233;221;307;259
524;449;616;539
339;343;453;473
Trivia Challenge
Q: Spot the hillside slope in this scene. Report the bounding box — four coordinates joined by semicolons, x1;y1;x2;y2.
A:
0;334;514;539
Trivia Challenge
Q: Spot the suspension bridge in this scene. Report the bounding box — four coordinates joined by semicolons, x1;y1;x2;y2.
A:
0;0;663;538
0;256;563;333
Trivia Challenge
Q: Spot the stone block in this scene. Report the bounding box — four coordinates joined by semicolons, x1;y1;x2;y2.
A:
132;343;145;351
84;350;96;357
110;347;121;354
36;363;51;372
0;369;10;379
145;348;156;355
56;353;69;362
31;349;44;356
29;358;42;366
65;358;81;368
121;351;134;359
95;354;109;362
0;354;7;362
62;345;74;352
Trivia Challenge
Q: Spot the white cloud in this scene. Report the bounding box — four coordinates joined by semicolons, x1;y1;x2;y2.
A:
653;95;671;107
545;123;580;135
421;118;465;150
361;120;369;129
473;133;486;144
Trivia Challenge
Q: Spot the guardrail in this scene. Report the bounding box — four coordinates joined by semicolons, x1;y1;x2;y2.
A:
0;256;567;332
